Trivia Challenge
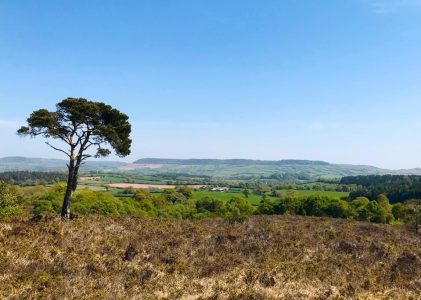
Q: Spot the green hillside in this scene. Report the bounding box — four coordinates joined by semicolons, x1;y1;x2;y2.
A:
132;158;393;179
2;156;421;180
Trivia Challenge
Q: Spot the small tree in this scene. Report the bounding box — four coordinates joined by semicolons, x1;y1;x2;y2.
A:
404;199;421;232
0;181;22;220
18;98;132;219
0;181;19;209
242;188;250;198
226;197;254;222
176;186;193;199
162;189;187;204
376;194;394;224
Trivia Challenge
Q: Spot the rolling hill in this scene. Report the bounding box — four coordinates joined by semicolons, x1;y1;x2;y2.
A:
2;156;421;180
131;158;394;179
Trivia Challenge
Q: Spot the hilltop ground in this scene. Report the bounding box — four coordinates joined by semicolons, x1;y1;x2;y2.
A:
0;216;420;299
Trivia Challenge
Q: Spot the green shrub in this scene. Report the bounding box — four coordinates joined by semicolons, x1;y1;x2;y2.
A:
226;197;254;222
196;197;227;217
0;181;19;208
0;181;24;220
158;202;196;219
256;199;277;215
91;199;121;215
324;199;355;219
33;200;55;216
300;195;329;217
162;189;187;204
273;195;301;215
0;206;24;220
392;203;406;220
176;186;193;199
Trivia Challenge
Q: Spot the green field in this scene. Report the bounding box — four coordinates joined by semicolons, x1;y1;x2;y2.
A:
77;184;108;191
192;189;349;205
192;191;266;205
77;183;350;204
276;189;349;200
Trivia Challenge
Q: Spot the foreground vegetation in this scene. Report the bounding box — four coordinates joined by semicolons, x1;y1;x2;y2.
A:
1;181;420;230
0;215;419;299
0;173;420;298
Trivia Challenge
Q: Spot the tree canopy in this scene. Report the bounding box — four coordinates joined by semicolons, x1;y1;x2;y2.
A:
18;98;131;160
18;98;132;219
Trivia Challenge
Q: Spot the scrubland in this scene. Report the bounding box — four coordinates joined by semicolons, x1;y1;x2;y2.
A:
1;215;420;299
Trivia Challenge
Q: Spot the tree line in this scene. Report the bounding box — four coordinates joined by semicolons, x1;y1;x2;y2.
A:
342;175;421;203
0;171;67;186
1;181;419;231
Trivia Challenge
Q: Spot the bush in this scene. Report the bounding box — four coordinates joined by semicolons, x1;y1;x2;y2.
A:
196;197;228;217
257;199;277;215
0;181;24;220
0;206;24;220
158;201;196;219
162;189;187;204
91;198;122;215
273;195;301;215
176;186;193;199
0;181;19;208
33;200;55;216
324;199;354;219
392;203;406;220
32;184;65;215
300;195;330;217
351;197;375;221
403;199;421;232
226;197;254;222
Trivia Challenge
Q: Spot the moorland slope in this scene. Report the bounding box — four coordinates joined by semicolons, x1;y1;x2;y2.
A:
0;215;420;299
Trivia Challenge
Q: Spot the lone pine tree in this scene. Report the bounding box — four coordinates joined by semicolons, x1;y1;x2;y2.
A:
18;98;132;219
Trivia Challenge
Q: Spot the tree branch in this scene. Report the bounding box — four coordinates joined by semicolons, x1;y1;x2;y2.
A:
81;154;92;162
45;142;71;158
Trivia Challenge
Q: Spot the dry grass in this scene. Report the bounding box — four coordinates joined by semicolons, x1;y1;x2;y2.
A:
0;215;420;299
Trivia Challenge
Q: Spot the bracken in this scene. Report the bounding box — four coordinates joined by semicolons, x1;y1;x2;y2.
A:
0;215;420;299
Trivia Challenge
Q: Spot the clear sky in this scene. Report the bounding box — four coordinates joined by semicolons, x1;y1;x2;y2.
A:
1;0;421;169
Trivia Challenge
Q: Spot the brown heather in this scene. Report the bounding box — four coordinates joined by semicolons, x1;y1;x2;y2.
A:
0;215;420;299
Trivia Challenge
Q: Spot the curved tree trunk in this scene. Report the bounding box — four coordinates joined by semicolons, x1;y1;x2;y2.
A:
71;137;90;193
71;163;81;192
61;158;75;219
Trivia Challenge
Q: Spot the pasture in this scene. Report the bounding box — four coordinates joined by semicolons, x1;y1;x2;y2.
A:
78;176;350;204
276;189;349;200
192;189;349;205
192;190;267;205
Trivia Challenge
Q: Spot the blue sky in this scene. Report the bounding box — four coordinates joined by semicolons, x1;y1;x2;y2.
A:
1;0;421;169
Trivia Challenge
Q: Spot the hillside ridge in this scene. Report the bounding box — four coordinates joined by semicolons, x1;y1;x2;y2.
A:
2;156;421;178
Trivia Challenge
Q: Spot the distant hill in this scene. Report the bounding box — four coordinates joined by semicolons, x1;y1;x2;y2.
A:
2;156;420;180
134;158;330;166
134;158;329;166
0;157;126;172
132;158;394;179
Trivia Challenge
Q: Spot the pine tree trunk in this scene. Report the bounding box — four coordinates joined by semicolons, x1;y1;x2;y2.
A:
61;158;75;219
71;152;85;192
71;164;80;192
